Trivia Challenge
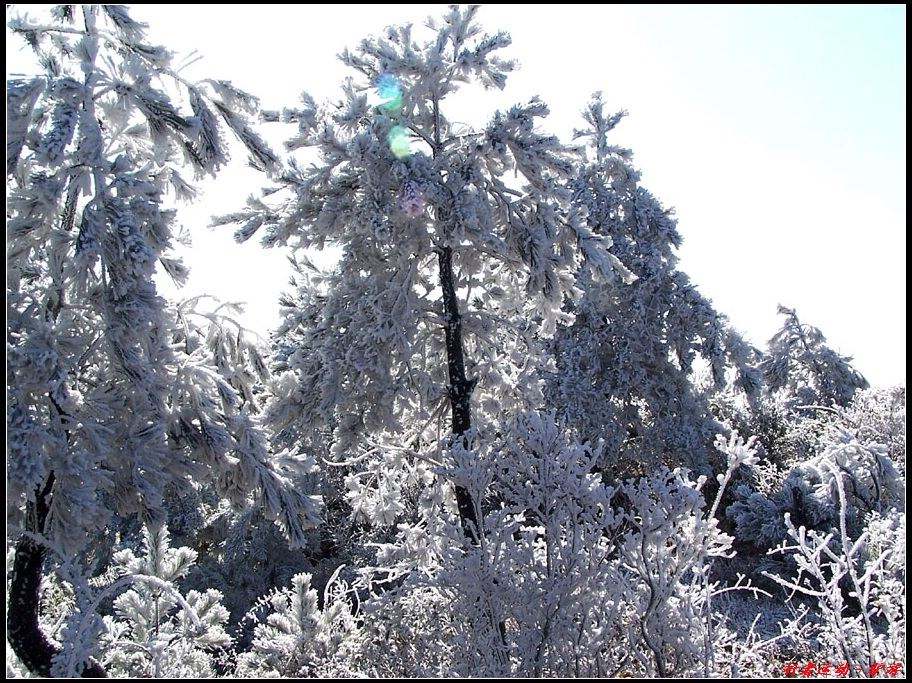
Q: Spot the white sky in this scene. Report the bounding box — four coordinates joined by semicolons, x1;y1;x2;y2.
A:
6;4;906;386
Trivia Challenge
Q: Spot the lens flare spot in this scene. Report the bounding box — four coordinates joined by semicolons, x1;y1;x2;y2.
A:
376;73;401;101
387;125;412;159
398;181;426;217
375;74;404;114
379;92;403;114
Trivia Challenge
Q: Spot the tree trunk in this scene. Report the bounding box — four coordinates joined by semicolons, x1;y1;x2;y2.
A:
430;97;506;662
437;239;480;540
437;230;513;658
430;95;479;540
6;474;107;678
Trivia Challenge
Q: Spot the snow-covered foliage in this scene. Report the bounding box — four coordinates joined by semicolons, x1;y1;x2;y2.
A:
846;386;906;474
6;4;318;677
235;567;358;677
6;0;318;557
215;7;629;488
5;4;905;680
763;489;905;675
548;93;762;477
99;524;232;677
726;397;904;549
273;416;793;677
761;305;869;408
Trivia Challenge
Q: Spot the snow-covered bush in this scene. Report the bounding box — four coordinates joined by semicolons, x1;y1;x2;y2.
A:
339;411;614;676
727;419;904;549
763;478;905;676
435;411;620;676
328;416;789;677
846;386;906;475
235;567;358;677
711;390;811;465
99;525;232;678
181;501;319;636
607;433;761;676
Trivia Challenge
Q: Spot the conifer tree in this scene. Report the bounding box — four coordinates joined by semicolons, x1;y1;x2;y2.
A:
548;93;762;475
761;304;869;408
99;524;232;678
216;6;628;539
6;5;319;675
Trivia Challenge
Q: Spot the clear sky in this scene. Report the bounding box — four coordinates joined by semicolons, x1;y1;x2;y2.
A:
6;4;907;386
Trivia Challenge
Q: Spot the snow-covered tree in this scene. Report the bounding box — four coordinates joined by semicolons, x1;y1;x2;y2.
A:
726;413;904;550
547;93;762;476
98;524;232;678
761;304;869;408
215;6;629;541
235;566;359;677
6;6;319;675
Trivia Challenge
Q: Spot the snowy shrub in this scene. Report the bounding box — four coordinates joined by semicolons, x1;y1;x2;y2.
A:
727;419;904;549
607;433;761;676
764;476;906;676
235;567;358;677
846;386;906;474
707;592;815;677
98;525;232;678
711;391;800;464
334;416;785;677
864;511;906;664
353;584;457;677
320;411;621;676
436;411;620;676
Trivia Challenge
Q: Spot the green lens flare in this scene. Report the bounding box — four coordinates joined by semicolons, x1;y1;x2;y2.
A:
376;73;400;101
387;125;412;159
376;73;404;115
379;93;403;114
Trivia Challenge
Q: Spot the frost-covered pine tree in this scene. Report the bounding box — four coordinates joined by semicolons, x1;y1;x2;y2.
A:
235;567;358;677
216;6;628;540
548;93;762;475
6;6;319;675
98;524;232;678
761;304;869;408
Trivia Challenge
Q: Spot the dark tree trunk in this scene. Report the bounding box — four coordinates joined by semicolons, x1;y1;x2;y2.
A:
430;94;479;542
7;477;107;678
430;98;506;660
437;240;480;540
438;229;510;654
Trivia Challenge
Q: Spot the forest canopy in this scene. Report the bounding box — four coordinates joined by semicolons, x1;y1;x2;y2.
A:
5;4;905;679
